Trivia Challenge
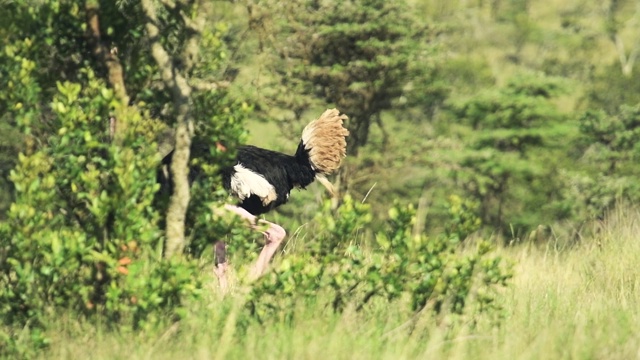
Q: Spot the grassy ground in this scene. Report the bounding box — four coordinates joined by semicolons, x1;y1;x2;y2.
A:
33;206;640;360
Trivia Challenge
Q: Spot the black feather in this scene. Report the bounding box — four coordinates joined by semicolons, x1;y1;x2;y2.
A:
222;145;317;215
159;142;318;216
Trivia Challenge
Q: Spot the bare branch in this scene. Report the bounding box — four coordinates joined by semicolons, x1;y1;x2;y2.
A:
613;34;630;74
605;0;640;77
189;80;231;92
612;32;640;76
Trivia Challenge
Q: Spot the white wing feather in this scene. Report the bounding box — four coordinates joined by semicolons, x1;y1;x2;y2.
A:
229;164;277;206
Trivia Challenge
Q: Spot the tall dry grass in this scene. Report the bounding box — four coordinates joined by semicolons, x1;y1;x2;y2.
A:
37;206;640;360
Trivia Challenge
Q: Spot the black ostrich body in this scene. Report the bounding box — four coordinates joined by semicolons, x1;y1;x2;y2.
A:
221;144;317;215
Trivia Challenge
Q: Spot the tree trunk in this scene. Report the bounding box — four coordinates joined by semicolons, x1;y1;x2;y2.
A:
141;0;206;257
164;106;193;257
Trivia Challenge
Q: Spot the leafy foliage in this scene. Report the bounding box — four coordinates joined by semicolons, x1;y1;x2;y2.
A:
245;195;512;327
567;104;640;218
445;194;482;242
584;63;640;114
0;1;249;355
579;105;640;173
447;73;575;233
0;73;201;330
261;0;431;155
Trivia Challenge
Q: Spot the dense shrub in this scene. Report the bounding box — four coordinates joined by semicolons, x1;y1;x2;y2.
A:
0;74;202;356
245;195;512;327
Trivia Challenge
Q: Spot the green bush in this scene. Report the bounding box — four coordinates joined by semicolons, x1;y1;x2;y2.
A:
245;195;512;327
245;195;372;320
0;73;202;356
0;5;252;354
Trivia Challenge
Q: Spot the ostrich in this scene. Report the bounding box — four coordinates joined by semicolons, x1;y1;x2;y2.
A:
214;109;349;289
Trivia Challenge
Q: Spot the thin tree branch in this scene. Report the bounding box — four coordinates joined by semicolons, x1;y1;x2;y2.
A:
613;34;631;76
179;0;210;73
628;46;640;75
189;80;231;92
85;0;129;139
85;1;129;103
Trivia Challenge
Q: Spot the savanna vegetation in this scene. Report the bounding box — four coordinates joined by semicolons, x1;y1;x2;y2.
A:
1;0;639;358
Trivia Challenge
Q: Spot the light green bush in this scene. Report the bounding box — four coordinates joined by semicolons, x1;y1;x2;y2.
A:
245;194;512;328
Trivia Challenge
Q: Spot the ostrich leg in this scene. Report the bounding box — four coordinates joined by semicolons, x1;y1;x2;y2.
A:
213;241;228;291
213;204;287;288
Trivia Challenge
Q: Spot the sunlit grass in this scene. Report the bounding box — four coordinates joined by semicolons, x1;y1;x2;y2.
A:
27;205;639;359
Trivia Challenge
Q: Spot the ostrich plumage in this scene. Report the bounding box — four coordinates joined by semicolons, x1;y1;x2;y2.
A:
221;108;349;216
221;143;317;215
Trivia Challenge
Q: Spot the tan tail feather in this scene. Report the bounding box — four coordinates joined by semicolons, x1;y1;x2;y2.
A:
301;108;350;174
